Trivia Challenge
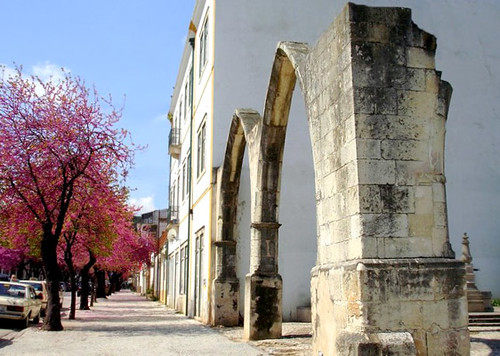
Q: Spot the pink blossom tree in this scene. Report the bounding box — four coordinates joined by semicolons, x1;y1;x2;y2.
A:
0;67;135;330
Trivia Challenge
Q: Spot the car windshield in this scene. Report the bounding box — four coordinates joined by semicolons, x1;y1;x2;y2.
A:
23;282;42;291
0;284;26;298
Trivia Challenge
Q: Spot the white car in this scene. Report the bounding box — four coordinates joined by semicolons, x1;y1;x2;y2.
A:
0;282;42;329
20;279;64;313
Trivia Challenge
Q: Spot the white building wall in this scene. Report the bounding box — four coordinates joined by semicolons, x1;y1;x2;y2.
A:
213;0;340;321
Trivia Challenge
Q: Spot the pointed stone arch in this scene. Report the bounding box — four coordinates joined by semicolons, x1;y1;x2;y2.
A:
211;109;261;326
213;3;468;355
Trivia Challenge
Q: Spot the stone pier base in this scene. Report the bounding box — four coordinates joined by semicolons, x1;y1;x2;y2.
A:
244;274;282;340
211;278;240;326
311;259;470;356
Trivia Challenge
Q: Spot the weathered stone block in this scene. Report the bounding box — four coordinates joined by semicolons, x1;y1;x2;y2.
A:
244;274;282;341
381;139;427;161
407;46;436;69
361;213;408;238
357;159;396;185
397;90;437;118
408;213;433;237
356;138;381;159
356;114;426;141
358;185;382;213
379;184;415;214
354;87;398;115
212;278;240;327
311;259;467;355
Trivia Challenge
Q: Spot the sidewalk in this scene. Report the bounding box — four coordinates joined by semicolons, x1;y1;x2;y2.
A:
0;290;264;356
1;290;499;355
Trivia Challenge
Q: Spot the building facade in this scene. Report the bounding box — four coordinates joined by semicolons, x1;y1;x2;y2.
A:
165;0;500;330
135;209;169;300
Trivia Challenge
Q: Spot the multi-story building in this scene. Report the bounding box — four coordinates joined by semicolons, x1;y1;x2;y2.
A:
165;0;500;327
135;209;169;299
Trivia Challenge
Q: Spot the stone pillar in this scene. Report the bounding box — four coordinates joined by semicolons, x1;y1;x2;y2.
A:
211;145;241;326
213;110;263;328
212;240;240;326
303;4;469;355
460;232;493;312
244;222;282;340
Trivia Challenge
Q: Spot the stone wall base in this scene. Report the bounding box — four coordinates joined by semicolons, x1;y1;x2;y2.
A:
244;273;282;340
336;331;416;356
311;258;470;356
211;277;240;326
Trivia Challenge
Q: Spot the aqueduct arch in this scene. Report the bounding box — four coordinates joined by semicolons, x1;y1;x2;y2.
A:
213;3;469;355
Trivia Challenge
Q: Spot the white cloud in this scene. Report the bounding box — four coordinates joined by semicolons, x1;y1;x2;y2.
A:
0;64;17;81
128;195;155;215
32;62;68;83
1;62;70;96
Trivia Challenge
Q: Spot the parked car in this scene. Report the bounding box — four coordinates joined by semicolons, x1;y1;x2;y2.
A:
20;280;64;312
0;282;42;329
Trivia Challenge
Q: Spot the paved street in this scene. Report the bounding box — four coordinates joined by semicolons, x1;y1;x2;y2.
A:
0;290;264;356
0;290;499;355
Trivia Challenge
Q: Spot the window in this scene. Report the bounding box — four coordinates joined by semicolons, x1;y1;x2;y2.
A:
179;99;183;123
182;161;187;201
186;151;191;197
180;247;185;294
188;66;193;109
184;82;189;121
177;174;180;207
199;14;209;77
197;119;206;178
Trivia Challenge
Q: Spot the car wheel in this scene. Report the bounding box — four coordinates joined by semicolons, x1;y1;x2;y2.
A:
19;315;29;329
33;313;40;324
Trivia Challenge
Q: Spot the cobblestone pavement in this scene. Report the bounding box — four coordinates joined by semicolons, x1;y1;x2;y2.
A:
0;290;264;356
1;290;499;355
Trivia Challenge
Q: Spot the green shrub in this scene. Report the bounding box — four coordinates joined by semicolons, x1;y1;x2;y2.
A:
492;298;500;307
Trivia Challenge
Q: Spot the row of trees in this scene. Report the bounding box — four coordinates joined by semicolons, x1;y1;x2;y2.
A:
0;67;156;330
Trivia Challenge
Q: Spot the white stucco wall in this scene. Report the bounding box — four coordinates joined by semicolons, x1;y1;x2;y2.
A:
213;1;342;320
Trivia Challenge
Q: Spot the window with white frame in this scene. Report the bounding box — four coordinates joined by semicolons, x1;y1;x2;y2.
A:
199;13;209;77
184;82;188;120
180;246;185;294
186;151;191;197
179;98;183;123
182;160;187;201
188;66;193;108
177;174;180;207
197;119;206;178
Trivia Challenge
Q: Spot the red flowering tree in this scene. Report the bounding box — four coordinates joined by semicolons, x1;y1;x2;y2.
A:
0;67;134;330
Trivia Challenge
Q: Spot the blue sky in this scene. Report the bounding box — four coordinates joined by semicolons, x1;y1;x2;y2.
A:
0;1;195;213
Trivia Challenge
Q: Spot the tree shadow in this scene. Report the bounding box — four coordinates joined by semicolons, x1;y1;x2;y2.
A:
470;336;500;356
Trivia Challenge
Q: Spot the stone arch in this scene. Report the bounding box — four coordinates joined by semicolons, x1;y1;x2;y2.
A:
214;3;468;355
211;109;261;326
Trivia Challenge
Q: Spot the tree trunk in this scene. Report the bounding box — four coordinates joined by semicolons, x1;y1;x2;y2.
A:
64;241;77;320
79;251;96;310
96;269;107;298
90;271;97;306
41;232;63;331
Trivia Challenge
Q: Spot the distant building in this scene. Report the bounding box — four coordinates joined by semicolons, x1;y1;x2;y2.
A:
135;209;168;299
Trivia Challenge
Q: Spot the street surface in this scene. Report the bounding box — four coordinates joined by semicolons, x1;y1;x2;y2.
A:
0;290;264;355
0;290;499;355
